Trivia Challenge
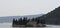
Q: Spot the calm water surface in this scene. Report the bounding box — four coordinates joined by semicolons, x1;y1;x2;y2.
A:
0;23;60;28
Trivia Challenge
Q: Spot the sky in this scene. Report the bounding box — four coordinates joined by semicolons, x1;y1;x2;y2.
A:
0;0;60;17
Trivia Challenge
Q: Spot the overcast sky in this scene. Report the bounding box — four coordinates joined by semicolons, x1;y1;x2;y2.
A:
0;0;60;17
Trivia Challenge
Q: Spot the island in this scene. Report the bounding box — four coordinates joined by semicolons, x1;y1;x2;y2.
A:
12;17;46;27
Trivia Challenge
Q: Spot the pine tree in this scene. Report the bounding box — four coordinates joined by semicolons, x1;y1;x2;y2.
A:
22;17;27;25
15;19;18;25
18;18;22;25
12;18;16;25
31;18;35;21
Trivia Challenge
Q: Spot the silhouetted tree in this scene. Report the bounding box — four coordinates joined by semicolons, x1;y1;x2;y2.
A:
12;18;16;25
31;18;35;21
22;17;27;25
15;19;18;25
18;18;22;25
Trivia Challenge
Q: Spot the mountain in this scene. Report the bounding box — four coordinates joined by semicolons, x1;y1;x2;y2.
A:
0;14;44;23
39;6;60;25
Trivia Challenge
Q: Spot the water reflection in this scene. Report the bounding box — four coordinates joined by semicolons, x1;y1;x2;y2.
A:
1;23;60;28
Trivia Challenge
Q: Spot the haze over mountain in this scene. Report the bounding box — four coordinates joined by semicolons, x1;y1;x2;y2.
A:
0;14;44;23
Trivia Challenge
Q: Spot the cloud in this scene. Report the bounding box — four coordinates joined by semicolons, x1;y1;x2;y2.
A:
0;0;59;16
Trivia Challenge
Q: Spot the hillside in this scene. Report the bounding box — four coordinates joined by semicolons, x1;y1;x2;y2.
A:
39;6;60;25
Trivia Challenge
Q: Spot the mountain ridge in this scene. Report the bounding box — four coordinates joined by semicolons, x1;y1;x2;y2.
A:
0;14;44;23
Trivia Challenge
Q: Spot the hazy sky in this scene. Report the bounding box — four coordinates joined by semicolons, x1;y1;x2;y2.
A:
0;0;60;16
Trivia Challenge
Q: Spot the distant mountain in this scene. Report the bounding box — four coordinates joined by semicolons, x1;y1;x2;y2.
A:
39;6;60;25
0;14;44;23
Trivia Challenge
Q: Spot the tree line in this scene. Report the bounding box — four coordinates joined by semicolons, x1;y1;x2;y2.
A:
12;17;45;25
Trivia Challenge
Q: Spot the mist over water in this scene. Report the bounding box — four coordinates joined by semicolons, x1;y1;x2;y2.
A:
0;23;60;28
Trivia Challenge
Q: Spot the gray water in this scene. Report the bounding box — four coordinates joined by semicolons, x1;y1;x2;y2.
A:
0;23;60;28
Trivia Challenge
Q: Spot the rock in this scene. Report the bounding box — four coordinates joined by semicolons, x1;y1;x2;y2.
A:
37;23;46;27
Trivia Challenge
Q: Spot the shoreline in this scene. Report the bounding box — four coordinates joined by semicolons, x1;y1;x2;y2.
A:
12;24;46;27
